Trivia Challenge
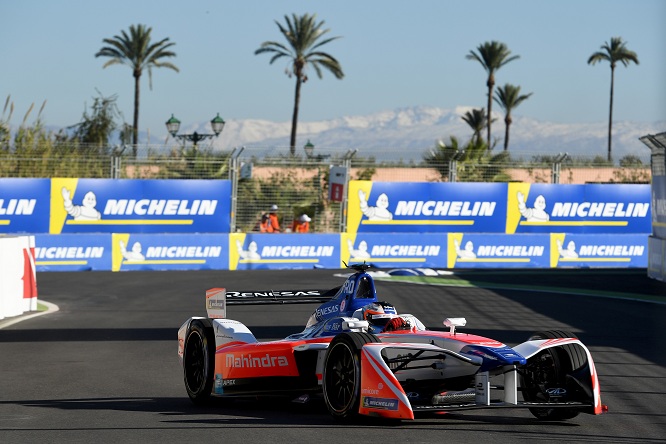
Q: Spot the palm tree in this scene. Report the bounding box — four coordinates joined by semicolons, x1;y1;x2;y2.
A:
255;13;344;156
96;24;179;154
461;108;489;145
466;41;519;147
493;84;533;151
588;37;639;162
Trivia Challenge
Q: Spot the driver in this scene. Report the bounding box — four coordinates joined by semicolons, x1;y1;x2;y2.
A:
356;301;412;333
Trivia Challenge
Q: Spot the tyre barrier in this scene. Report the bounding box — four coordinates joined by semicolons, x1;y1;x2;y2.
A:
0;235;38;321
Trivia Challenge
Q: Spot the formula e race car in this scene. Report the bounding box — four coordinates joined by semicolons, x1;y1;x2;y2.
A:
177;264;605;421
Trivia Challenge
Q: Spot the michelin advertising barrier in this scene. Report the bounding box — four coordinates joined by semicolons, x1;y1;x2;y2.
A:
29;231;649;271
347;181;651;235
0;178;51;233
0;178;231;234
1;178;652;272
50;178;231;234
33;233;229;272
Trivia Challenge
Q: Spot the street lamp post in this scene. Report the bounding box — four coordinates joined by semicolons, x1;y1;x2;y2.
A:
303;140;330;161
166;113;226;148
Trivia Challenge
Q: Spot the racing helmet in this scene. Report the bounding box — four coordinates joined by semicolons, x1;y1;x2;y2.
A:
362;301;397;329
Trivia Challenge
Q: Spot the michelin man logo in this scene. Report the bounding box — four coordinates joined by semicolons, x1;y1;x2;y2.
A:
62;187;101;220
237;239;261;260
359;190;393;221
557;239;578;259
119;240;145;261
348;239;371;260
454;239;476;259
517;191;549;222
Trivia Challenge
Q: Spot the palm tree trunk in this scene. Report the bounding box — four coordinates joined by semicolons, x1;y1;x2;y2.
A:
290;76;302;156
504;116;511;151
133;73;141;157
607;66;615;163
486;76;493;148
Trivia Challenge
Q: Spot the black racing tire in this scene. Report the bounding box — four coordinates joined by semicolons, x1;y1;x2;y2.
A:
521;330;583;420
183;319;216;405
322;332;379;420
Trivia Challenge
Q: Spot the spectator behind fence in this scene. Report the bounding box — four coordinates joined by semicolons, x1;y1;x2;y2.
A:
260;204;281;233
291;214;311;233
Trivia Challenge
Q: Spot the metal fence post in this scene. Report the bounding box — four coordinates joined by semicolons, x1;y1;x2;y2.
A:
111;155;121;179
339;149;358;233
229;147;245;233
551;152;568;184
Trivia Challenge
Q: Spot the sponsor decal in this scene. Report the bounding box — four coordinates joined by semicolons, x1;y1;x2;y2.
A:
551;202;649;219
103;199;217;216
260;245;334;257
225;353;289;368
546;387;567;397
226;290;324;298
395;200;496;217
0;199;36;215
315;304;339;319
144;245;222;258
362;397;399;411
35;246;104;259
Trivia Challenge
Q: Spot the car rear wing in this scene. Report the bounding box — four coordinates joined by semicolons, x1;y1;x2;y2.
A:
206;286;340;318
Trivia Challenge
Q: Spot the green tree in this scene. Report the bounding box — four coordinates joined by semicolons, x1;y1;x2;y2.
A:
461;108;491;145
424;136;511;182
587;37;639;163
70;91;125;151
255;13;344;156
0;95;14;149
466;41;519;147
95;24;179;153
493;84;533;151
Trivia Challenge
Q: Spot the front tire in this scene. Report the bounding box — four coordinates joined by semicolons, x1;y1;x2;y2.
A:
521;330;582;420
322;332;378;420
183;319;215;404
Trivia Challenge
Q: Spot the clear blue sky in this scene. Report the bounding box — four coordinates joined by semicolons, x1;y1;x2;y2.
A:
2;0;664;138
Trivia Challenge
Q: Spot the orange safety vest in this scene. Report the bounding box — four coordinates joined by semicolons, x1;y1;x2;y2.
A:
291;221;310;233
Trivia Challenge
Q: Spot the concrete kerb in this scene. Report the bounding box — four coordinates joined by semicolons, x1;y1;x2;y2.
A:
0;300;59;330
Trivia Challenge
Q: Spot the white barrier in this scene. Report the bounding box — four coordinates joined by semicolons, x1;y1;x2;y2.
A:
0;235;38;321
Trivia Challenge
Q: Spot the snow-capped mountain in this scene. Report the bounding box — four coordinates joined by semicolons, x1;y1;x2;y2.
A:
171;106;663;163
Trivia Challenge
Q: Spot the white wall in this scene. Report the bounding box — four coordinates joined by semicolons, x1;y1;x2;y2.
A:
0;235;38;320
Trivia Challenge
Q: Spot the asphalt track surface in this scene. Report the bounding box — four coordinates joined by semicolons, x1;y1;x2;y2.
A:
1;268;665;444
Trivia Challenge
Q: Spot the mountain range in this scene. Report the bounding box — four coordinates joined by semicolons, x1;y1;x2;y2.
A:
166;106;663;163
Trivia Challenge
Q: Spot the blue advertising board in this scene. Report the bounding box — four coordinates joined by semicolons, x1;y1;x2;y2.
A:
343;232;447;268
550;233;648;268
111;233;228;271
507;183;651;234
50;178;231;234
230;233;340;270
347;181;508;234
446;233;550;269
34;233;111;271
0;178;51;233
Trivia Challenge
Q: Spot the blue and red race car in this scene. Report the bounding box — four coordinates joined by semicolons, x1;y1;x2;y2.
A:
178;264;605;421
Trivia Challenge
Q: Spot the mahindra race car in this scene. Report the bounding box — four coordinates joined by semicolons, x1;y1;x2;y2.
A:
177;264;605;421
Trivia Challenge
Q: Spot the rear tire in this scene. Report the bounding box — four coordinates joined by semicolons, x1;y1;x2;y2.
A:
183;319;215;405
322;332;379;420
521;330;582;420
